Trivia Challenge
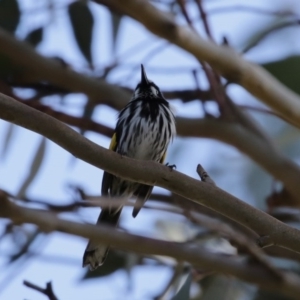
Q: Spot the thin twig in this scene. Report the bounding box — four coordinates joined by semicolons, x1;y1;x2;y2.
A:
195;0;213;40
196;164;216;185
242;20;300;54
0;81;114;137
208;5;298;18
177;0;228;114
177;0;196;31
14;195;184;216
23;281;59;300
195;0;230;115
7;80;213;103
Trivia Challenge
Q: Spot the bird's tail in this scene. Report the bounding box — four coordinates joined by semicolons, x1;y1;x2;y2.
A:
82;207;122;270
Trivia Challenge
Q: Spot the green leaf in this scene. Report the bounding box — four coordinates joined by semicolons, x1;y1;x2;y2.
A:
25;27;44;47
171;273;191;300
16;137;47;198
68;1;94;65
0;0;20;33
82;251;127;280
262;56;300;95
110;11;122;53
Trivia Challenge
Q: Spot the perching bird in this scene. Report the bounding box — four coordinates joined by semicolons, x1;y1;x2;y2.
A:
83;65;176;270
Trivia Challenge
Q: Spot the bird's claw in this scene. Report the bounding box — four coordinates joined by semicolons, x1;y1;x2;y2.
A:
165;162;176;170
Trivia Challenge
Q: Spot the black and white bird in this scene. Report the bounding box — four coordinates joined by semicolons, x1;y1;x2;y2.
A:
83;65;176;270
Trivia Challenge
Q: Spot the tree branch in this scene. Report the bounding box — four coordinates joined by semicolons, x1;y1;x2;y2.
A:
22;100;114;138
1;27;300;204
94;0;300;129
0;28;130;110
1;93;300;255
0;28;211;110
0;194;299;299
9;82;213;103
177;117;300;206
3;80;300;206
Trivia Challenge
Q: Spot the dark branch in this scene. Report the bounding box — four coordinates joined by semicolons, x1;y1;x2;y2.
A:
23;280;59;300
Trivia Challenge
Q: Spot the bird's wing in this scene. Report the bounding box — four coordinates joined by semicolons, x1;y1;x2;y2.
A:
101;133;118;196
132;184;153;218
84;133;120;270
132;151;167;218
160;151;167;164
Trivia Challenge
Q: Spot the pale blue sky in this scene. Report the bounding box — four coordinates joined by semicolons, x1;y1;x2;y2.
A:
1;0;300;299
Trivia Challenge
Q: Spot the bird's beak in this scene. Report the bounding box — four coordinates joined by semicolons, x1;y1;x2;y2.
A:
141;64;149;85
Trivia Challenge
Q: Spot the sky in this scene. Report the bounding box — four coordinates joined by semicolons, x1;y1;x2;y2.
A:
1;0;300;299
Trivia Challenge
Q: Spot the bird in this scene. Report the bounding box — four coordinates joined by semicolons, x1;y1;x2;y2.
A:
82;64;176;270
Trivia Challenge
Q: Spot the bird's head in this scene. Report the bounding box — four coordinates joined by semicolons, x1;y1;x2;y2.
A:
133;65;164;100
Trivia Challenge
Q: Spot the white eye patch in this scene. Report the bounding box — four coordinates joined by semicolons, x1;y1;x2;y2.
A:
134;87;141;98
151;86;158;95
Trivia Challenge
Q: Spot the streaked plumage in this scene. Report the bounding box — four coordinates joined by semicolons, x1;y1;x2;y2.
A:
83;65;176;270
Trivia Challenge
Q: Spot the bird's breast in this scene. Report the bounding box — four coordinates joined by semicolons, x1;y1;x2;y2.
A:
117;102;175;161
